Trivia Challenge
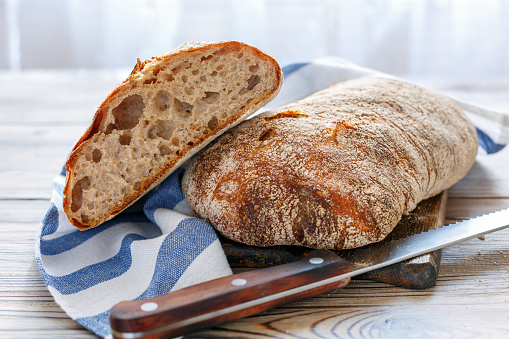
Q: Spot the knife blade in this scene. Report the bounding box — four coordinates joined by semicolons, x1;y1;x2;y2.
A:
110;208;509;339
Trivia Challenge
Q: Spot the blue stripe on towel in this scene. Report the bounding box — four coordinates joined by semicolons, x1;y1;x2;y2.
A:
136;217;218;299
282;62;310;77
51;180;65;195
144;168;186;223
41;203;59;237
477;128;506;154
40;212;152;256
76;311;111;338
38;233;147;295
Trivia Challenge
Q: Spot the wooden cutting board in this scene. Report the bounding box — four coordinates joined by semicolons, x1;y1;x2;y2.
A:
220;191;447;290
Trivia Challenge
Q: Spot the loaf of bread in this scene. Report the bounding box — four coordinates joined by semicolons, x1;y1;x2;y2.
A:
63;41;282;230
182;78;478;250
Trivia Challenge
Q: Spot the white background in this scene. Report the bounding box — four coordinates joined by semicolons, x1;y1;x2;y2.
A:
0;0;508;77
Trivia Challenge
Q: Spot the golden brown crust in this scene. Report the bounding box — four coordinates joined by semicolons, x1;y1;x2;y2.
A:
182;78;478;249
63;41;282;230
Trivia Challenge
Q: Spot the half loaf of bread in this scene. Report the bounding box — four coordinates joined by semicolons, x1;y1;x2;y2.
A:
63;41;282;230
182;78;478;250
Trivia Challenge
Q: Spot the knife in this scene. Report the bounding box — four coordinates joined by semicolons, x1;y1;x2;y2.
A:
110;208;509;339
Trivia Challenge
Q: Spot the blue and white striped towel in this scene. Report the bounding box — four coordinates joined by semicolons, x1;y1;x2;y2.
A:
36;58;508;338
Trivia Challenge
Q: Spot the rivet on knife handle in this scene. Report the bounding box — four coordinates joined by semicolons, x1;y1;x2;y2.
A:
109;249;352;339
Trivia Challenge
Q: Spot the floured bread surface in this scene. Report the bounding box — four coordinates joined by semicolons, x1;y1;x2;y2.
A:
182;78;478;250
63;41;282;230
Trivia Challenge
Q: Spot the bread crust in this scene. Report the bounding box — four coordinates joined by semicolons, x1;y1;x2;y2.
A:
182;78;478;250
63;41;282;230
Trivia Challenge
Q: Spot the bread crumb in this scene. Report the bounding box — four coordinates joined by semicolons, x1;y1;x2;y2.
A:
478;235;485;240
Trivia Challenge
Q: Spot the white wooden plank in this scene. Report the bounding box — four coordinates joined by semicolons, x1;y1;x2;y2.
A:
0;200;50;223
0;172;57;199
0;70;125;123
0;123;76;199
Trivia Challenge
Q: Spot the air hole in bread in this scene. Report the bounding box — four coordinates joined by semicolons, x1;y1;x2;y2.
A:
144;78;157;84
125;167;132;179
208;116;218;130
259;128;275;142
201;55;213;61
182;75;188;83
187;141;194;146
247;75;260;90
185;87;194;95
174;98;193;118
133;181;142;191
200;75;207;82
87;203;94;210
202;91;220;104
192;69;199;76
210;71;217;77
216;65;224;71
119;132;132;145
92;149;102;162
163;73;174;82
239;88;248;95
111;94;145;130
148;120;175;140
237;53;243;58
159;144;171;156
71;176;91;212
81;213;90;224
219;71;226;78
249;64;259;73
105;123;115;135
173;61;192;74
152;65;163;76
154;90;171;111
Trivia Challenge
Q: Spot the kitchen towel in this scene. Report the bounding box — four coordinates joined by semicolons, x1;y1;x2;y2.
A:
36;57;508;338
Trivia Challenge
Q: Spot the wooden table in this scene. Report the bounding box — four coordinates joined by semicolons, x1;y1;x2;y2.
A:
1;71;508;338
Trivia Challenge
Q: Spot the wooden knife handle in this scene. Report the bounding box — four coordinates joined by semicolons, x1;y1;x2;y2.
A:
110;249;351;338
